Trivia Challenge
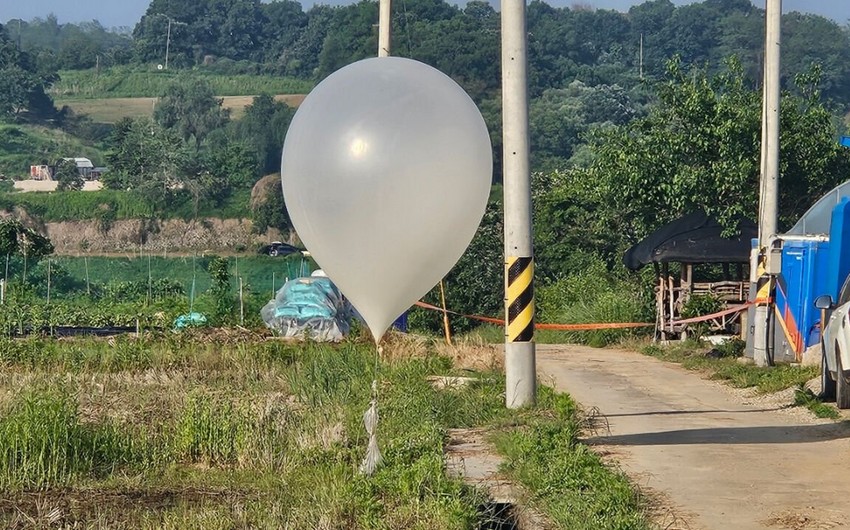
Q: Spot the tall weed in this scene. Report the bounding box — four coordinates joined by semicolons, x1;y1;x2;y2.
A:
0;388;146;489
174;393;248;466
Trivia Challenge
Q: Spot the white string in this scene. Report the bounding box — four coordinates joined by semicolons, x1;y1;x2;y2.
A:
359;346;383;475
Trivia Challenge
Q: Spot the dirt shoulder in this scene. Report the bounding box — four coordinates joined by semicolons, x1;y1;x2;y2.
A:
537;344;850;530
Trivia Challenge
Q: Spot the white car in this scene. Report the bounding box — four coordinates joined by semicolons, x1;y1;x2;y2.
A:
816;276;850;408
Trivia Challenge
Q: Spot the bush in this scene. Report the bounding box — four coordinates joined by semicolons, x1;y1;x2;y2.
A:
537;256;653;346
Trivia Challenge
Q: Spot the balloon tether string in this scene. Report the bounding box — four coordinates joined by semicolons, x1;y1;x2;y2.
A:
360;344;383;476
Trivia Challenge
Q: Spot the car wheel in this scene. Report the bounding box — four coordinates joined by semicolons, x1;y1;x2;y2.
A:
836;344;850;409
821;340;836;402
269;248;279;257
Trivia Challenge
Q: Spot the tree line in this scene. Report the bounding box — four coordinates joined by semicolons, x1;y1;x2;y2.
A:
5;0;850;106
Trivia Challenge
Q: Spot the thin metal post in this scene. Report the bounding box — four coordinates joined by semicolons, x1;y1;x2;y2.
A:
754;0;781;367
147;254;152;304
639;33;644;79
378;0;391;57
502;0;536;408
84;255;90;296
239;277;244;326
165;18;172;70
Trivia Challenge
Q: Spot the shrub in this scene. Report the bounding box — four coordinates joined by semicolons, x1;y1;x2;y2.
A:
537;255;653;346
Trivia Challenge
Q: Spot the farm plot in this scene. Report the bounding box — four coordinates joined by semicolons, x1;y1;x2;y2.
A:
55;94;306;123
0;333;650;529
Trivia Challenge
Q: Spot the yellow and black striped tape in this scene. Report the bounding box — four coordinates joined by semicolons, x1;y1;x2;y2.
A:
755;253;772;304
506;256;534;342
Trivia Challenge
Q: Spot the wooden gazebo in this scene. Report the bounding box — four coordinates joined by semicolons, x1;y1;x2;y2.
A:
623;212;757;340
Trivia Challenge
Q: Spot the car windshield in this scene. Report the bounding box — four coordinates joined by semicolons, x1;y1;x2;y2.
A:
839;275;850;306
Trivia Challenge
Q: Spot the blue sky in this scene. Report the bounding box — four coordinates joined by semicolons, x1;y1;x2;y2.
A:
1;0;848;29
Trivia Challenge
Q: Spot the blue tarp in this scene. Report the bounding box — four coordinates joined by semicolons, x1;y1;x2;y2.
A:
173;312;208;330
260;276;353;341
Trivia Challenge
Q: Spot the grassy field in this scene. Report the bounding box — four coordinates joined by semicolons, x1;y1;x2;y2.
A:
1;187;253;222
50;68;313;99
56;94;307;123
0;333;650;528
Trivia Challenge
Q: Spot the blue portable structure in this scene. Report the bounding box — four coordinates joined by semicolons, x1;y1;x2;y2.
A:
768;197;850;362
772;238;830;360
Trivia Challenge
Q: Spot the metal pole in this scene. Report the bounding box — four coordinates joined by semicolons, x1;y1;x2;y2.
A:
378;0;391;57
754;0;781;367
239;277;244;326
147;253;152;304
639;33;644;80
502;0;536;408
165;18;171;70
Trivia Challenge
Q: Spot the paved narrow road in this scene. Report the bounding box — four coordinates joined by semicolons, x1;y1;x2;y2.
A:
536;344;850;530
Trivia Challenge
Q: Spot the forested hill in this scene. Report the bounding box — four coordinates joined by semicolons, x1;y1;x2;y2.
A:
5;0;850;107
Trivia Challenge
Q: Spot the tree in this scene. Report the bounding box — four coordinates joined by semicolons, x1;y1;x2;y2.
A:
105;117;188;207
232;94;295;174
565;58;850;255
0;219;54;278
153;77;230;147
250;173;291;234
0;23;57;120
53;159;84;191
529;81;638;170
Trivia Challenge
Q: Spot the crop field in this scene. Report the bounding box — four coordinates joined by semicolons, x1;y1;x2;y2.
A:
50;69;313;99
0;333;497;528
52;254;314;299
55;94;307;123
0;332;649;529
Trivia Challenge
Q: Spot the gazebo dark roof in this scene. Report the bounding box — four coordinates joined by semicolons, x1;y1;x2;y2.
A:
623;211;757;271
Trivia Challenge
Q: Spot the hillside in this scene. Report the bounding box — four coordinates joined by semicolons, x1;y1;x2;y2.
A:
0;123;104;179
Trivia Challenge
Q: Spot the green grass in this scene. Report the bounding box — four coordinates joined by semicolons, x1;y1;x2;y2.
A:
0;187;252;222
0;334;650;528
0;123;104;178
492;388;649;530
51;67;313;99
641;341;819;394
0;386;152;490
1;189;155;220
793;385;841;419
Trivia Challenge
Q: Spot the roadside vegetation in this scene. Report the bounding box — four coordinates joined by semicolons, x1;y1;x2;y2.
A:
640;340;819;394
493;388;649;530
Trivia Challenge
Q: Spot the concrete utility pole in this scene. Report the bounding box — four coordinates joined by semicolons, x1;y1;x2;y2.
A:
378;0;391;57
754;0;782;367
502;0;536;408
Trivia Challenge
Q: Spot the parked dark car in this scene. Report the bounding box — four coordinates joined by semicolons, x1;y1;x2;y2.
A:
259;242;303;257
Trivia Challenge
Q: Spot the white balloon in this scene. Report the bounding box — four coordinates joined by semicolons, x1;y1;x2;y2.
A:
281;57;492;342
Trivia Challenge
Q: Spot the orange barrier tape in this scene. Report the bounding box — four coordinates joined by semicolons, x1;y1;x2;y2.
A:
669;303;751;326
413;301;651;331
414;299;752;331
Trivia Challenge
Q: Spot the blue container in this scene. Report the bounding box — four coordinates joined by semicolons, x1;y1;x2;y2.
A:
774;239;831;355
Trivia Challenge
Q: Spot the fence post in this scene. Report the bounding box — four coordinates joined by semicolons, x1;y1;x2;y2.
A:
46;259;51;305
239;277;244;326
